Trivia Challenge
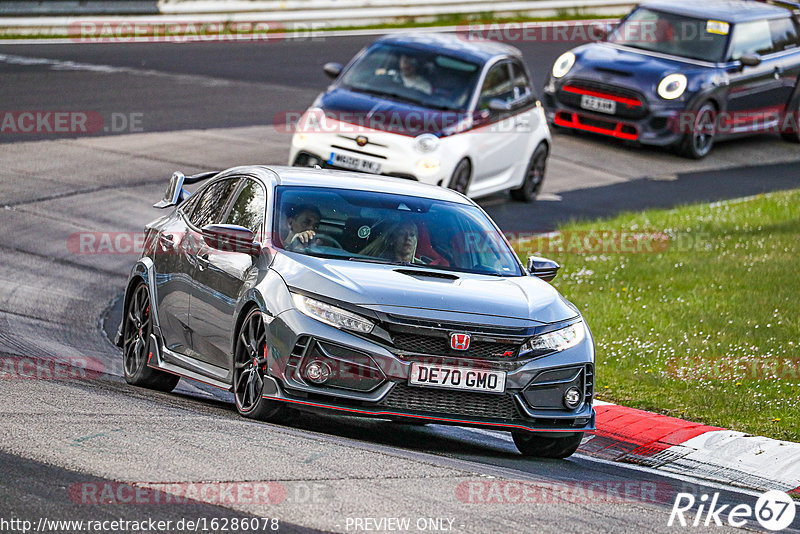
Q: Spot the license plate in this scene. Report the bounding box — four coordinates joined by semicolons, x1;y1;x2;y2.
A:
580;94;616;115
408;362;506;393
329;152;382;174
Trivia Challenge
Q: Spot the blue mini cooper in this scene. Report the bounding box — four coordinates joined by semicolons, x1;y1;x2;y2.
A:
543;0;800;158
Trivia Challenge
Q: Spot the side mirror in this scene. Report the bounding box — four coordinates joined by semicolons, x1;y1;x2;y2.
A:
739;53;762;68
590;22;615;42
201;224;260;255
527;256;560;282
488;98;512;112
323;62;343;79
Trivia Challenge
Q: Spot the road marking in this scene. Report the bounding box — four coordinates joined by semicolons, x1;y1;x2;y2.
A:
0;52;233;86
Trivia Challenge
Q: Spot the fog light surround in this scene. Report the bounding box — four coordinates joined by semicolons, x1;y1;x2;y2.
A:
304;360;332;384
563;386;582;409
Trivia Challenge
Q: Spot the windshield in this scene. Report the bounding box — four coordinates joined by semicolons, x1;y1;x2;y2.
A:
339;43;482;111
273;186;523;277
608;8;730;62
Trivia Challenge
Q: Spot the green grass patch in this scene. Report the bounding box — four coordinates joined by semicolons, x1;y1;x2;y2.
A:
513;190;800;442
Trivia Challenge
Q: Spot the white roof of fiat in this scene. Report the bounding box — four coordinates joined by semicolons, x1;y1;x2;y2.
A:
242;165;474;205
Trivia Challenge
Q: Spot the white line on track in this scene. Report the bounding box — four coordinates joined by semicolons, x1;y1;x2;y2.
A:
0;52;233;86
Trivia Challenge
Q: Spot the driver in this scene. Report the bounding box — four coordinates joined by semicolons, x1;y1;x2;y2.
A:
397;54;431;95
284;204;321;251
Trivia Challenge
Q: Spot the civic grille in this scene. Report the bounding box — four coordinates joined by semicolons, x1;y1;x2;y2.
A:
558;79;647;120
378;383;521;420
391;333;519;360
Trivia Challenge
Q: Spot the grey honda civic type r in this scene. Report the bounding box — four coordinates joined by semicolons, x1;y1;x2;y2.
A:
117;165;595;458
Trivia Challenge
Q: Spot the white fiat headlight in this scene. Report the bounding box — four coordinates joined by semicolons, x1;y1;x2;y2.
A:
552;52;576;79
414;133;440;153
657;74;687;100
520;321;585;356
292;293;374;334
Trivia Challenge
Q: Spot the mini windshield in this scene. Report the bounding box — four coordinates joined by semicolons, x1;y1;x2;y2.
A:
339;43;482;111
273;186;523;277
608;8;730;62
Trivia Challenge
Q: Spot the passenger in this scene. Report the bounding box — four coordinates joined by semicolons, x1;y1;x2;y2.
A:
284;204;321;250
361;221;421;263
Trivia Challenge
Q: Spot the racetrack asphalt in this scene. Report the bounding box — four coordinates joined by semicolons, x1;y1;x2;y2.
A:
1;31;799;533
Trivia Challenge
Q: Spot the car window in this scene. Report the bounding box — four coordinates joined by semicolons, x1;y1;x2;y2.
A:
272;186;523;277
479;63;513;110
338;42;481;112
224;179;267;236
608;8;729;62
510;61;533;101
730;20;773;60
769;17;800;53
187;178;240;228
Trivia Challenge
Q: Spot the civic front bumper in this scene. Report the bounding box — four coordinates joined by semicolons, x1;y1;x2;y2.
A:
262;308;596;434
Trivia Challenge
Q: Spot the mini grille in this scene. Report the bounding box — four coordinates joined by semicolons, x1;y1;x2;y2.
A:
378;383;520;419
558;80;647;120
391;333;518;360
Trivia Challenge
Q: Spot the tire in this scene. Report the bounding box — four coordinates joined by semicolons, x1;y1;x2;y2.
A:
780;97;800;143
678;101;717;159
121;282;180;392
448;158;471;195
512;431;584;459
233;308;289;422
510;143;548;202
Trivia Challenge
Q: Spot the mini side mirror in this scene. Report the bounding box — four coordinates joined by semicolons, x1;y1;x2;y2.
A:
323;62;343;79
527;256;560;282
739;53;762;68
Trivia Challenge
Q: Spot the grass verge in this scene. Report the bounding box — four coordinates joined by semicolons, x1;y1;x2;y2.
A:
0;11;621;40
513;190;800;442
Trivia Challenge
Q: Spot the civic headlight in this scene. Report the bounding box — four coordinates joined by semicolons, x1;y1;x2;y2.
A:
657;74;687;100
520;321;585;357
552;52;576;79
292;293;374;334
414;133;440;153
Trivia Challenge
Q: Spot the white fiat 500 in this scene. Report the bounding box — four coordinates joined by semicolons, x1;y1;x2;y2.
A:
289;33;552;201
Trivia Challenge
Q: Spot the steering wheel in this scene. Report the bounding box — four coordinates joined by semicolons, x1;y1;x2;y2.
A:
311;233;344;250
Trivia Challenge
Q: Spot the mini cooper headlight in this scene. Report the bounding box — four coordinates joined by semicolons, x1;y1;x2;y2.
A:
657;74;688;100
552;52;576;79
292;293;375;334
520;321;585;357
414;133;440;153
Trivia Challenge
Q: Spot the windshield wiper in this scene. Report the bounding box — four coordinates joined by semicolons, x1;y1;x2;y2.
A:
350;86;430;107
348;257;433;269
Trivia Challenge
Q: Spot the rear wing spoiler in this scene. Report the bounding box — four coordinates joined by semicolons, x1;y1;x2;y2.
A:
153;170;219;208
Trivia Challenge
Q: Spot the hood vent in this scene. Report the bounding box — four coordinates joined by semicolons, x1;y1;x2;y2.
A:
394;269;459;280
595;67;632;77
